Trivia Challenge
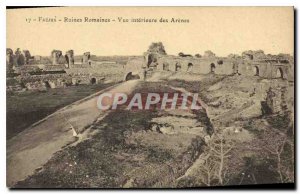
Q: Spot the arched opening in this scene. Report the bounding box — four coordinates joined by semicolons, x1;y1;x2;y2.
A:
232;63;239;74
90;78;97;84
88;61;92;66
254;66;259;76
210;63;216;73
44;81;51;88
125;72;132;81
147;54;157;68
217;60;223;65
125;72;141;81
276;67;284;79
163;63;169;71
175;63;181;72
65;55;69;65
187;63;193;72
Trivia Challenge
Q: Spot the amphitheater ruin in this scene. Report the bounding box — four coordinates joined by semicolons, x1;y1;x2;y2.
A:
6;47;294;93
124;51;294;81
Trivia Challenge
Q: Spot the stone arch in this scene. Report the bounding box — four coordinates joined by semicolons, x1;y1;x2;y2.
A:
276;67;284;79
146;53;158;68
163;63;169;71
187;63;193;72
65;50;74;66
175;63;181;71
210;63;216;73
254;66;259;76
90;77;97;84
44;81;51;88
125;72;141;81
217;60;223;65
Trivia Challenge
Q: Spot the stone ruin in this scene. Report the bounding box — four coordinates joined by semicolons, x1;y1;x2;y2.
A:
144;52;159;68
22;50;32;65
259;83;292;117
83;52;91;65
51;50;63;65
7;48;38;67
6;48;108;93
14;48;25;66
6;48;13;66
65;50;75;68
6;48;29;67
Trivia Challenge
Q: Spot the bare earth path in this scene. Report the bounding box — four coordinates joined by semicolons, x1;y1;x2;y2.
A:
7;80;140;187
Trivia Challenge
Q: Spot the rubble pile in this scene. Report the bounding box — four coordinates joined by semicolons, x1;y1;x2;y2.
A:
25;81;48;91
203;75;293;127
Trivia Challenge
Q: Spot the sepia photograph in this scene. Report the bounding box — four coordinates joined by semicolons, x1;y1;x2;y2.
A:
6;6;295;189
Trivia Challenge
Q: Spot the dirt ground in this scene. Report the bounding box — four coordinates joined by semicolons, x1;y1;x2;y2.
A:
6;83;115;139
9;72;294;188
7;80;139;187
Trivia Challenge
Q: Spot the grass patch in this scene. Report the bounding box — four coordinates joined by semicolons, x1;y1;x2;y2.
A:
6;83;115;139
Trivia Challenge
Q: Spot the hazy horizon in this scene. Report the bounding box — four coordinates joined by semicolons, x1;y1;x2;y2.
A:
7;7;294;57
5;46;294;58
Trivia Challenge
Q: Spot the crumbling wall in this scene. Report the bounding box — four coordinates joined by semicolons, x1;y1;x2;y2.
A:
82;52;91;65
51;50;62;65
12;48;26;66
6;48;13;66
149;54;293;80
156;56;235;75
65;50;75;68
15;74;72;90
262;81;293;115
22;50;32;65
214;59;236;75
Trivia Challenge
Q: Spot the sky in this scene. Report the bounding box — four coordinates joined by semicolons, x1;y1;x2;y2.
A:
7;7;294;57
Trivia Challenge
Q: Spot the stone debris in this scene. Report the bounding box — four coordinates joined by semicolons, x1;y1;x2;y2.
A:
150;115;207;136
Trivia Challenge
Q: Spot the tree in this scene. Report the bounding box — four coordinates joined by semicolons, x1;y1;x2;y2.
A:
255;129;291;183
228;53;240;59
209;133;234;185
198;132;236;186
242;50;265;60
178;52;184;57
204;50;216;58
248;126;294;184
197;150;217;186
147;42;167;55
178;52;192;57
195;54;202;58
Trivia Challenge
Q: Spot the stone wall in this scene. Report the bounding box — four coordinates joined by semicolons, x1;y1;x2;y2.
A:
127;54;293;80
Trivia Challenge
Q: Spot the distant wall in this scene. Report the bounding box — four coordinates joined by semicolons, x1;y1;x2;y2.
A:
152;56;293;80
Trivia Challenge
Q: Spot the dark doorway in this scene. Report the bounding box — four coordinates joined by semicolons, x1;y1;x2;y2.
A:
254;66;259;76
210;63;216;73
125;72;141;81
90;78;97;84
163;63;169;71
276;67;284;79
187;63;193;72
44;81;51;88
147;54;157;68
175;63;181;71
